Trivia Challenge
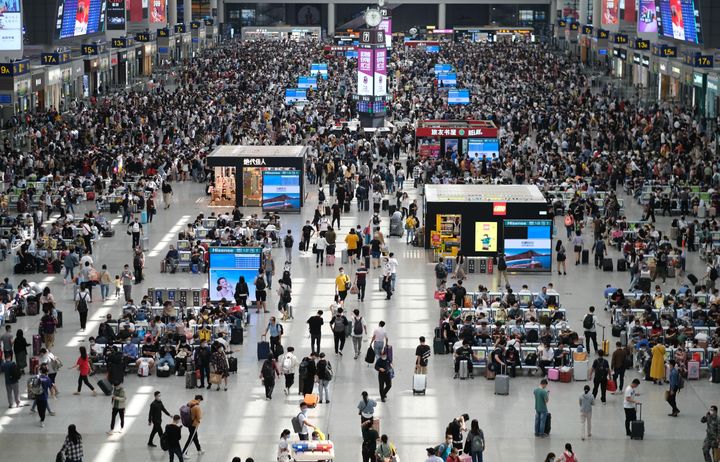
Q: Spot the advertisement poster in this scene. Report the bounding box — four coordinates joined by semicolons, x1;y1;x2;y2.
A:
0;0;21;51
379;17;392;48
474;222;498;252
208;248;262;302
503;220;552;272
418;144;440;159
262;170;301;212
106;0;126;29
468;138;500;160
602;0;619;25
638;0;657;32
357;48;373;96
150;0;165;23
128;0;146;23
443;138;459;159
623;0;636;22
374;48;387;97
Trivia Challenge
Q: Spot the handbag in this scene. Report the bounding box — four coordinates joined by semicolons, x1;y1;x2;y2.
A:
209;373;222;384
434;290;445;301
312;243;318;254
350;285;359;295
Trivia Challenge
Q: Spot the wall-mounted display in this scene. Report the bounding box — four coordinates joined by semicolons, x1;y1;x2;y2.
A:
0;0;22;51
656;0;702;44
56;0;107;39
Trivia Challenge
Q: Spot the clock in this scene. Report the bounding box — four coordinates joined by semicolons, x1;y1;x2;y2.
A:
364;8;382;28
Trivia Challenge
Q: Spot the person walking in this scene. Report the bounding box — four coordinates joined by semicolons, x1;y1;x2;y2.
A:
556;443;578;462
374;349;392;402
555;240;567;276
350;309;367;359
1;325;13;361
263;317;284;358
667;359;681;417
610;341;628;394
147;390;171;447
306;310;324;355
277;429;292;462
582;306;598;354
283;231;294;263
357;391;377;428
355;262;368;302
590;350;610;404
33;366;56;427
415;336;431;374
314;232;327;267
127;218;143;250
329;308;348;355
701;405;719;462
108;384;126;435
76;285;90;331
280;346;299;395
161;181;174;209
132;248;145;284
260;355;280;400
164;415;184;462
464;419;485;462
181;395;204;456
534;379;550;437
370;321;388;359
335;267;351;303
1;358;22;407
496;253;510;289
361;418;380;462
301;221;315;252
13;329;30;374
296;402;317;441
316;352;332;404
592;236;606;269
99;264;111;301
71;346;96;396
623;379;641;437
59;424;84;462
121;265;134;302
579;385;594;440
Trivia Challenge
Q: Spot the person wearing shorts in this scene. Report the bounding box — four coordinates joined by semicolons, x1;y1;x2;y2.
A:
255;272;268;313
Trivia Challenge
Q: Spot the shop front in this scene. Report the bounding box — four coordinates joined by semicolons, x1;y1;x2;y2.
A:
40;51;74;110
423;184;551;269
190;21;207;54
612;47;628;80
173;24;192;62
69;59;84;106
692;71;707;119
30;67;46;112
205;146;307;209
415;120;499;162
631;52;650;88
157;28;176;66
0;60;32;121
203;18;219;46
706;74;719;120
134;32;156;77
111;37;136;88
240;26;322;42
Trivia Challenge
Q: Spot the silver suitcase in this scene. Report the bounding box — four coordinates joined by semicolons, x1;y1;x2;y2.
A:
412;374;427;395
459;360;469;379
494;365;510;395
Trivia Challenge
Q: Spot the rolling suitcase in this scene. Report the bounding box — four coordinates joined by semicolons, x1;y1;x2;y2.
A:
388;204;397;216
547;368;560;381
56;310;63;328
687;273;698;286
32;334;42;357
230;327;243;345
303;393;319;408
257;341;270;361
342;249;349;264
494;365;510;395
98;378;113;395
412;373;427;395
156;366;172;378
603;258;613;271
30;356;40;374
617;259;627;271
228;356;238;373
544;413;552;435
573;360;589;381
325;254;335;266
630;403;644;440
381;199;389;211
687;360;700;380
581;250;589;264
458;360;469;379
433;333;445;355
27;296;39;315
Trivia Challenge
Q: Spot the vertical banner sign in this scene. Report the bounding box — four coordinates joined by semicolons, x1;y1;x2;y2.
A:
379;17;392;49
357;48;373;95
374;48;387;96
602;0;619;25
637;0;657;33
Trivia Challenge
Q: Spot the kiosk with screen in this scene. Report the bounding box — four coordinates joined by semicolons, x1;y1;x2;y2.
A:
262;170;301;212
310;63;328;78
502;220;552;272
415;120;498;160
209;247;262;302
468;138;500;160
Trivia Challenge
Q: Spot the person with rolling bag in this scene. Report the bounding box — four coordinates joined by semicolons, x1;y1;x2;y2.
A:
624;379;643;439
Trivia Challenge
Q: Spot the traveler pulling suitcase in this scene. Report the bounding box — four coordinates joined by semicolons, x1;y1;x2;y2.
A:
97;378;113;396
257;341;270;361
412;374;427;395
494;365;510;395
630;403;644;440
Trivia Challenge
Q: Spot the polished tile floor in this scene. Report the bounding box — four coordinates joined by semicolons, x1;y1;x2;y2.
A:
0;177;716;462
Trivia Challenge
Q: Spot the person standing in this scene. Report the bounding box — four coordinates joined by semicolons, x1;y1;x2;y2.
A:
59;424;84;462
374;349;392;402
147;391;171;447
650;342;667;385
415;336;431;375
306;310;324;355
13;329;30;374
277;429;292;462
610;341;628;394
350;309;367;360
71;346;96;396
280;346;299;395
182;395;204;456
464;419;485;462
582;306;598;354
1;358;21;407
108;384;126;435
387;252;399;292
496;253;509;289
579;385;594;440
357;391;377;427
128;218;143;250
283;231;294;264
314;232;327;268
329;308;348;356
75;284;90;331
667;359;681;417
164;415;184;462
39;306;57;350
590;350;610;404
316;352;332;404
701;405;719;462
623;379;641;437
534;379;550;438
556;443;578;462
121;265;134;302
1;325;13;361
301;221;315;252
592;236;607;269
99;264;111;301
161;181;173;209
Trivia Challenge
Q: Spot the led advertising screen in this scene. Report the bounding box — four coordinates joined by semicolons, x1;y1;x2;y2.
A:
602;0;619;25
374;48;387;97
106;0;125;29
638;0;657;32
345;50;358;59
475;222;498;253
149;0;164;23
378;17;392;48
208;247;262;302
656;0;702;44
56;0;107;39
448;89;470;105
310;63;328;79
284;89;307;104
297;76;317;89
437;72;457;87
0;0;22;51
434;64;452;74
468;138;500;160
357;49;373;96
262;170;301;212
426;45;440;53
503;219;552;272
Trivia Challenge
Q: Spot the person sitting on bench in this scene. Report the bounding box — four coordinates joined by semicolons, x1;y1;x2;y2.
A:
453;339;474;379
164;245;179;273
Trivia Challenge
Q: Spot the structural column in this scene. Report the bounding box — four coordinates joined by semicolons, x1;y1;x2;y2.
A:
578;0;588;25
438;3;446;30
184;0;192;23
217;0;224;24
327;3;335;37
549;0;557;27
593;0;601;29
168;0;177;26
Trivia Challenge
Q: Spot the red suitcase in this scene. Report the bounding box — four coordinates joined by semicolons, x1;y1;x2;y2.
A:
30;356;40;374
86;192;95;201
32;334;42;357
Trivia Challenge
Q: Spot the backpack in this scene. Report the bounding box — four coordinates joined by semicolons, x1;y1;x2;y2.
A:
281;287;292;304
160;433;169;451
291;413;303;433
524;352;538;366
281;354;293;373
76;294;88;313
261;360;274;379
284;235;294;248
526;329;539;343
595;358;609;379
435;263;447;279
471;433;485;453
9;364;22;383
28;376;43;397
582;314;595;330
323;362;333;381
333;316;346;334
255;277;266;291
353;317;364;335
372;215;381;225
564;214;574;227
179;404;192;427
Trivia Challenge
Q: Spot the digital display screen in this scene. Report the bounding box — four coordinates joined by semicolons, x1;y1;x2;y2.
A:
208;247;262;302
475;222;498;253
656;0;702;44
638;0;657;32
262;170;301;213
434;64;452;74
297;76;317;89
149;0;164;23
437;72;457;86
356;100;386;113
310;63;328;79
106;0;125;29
426;45;440;53
56;0;106;39
345;50;358;59
285;88;307;104
468;138;500;160
448;89;470;105
503;220;552;272
0;0;22;51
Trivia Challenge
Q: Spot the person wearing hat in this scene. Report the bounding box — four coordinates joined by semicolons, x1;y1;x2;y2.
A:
425;446;443;462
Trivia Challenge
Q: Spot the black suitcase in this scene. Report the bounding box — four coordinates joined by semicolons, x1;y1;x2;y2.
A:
687;273;698;285
344;202;351;212
544;412;552;435
603;258;613;271
56;310;63;328
611;325;623;337
102;229;115;237
156;367;172;378
581;249;589;264
97;378;113;396
638;278;651;293
388;204;397;216
109;203;120;214
617;259;627;271
630;404;644;440
228;356;238;373
382;199;389;211
230;327;243;345
185;371;197;389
